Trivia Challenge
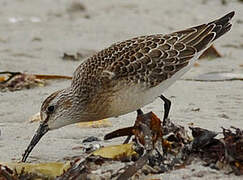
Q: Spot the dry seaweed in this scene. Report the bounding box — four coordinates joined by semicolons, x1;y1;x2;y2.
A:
199;45;222;59
1;112;242;179
0;164;51;180
62;53;83;61
0;162;70;180
0;71;71;92
62;50;96;61
59;112;191;179
188;126;243;175
0;71;44;92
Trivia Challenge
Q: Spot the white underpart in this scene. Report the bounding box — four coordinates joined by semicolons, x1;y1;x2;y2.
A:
108;50;207;117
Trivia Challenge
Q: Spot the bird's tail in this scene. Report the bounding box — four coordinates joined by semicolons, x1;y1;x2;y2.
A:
175;11;235;52
208;11;235;41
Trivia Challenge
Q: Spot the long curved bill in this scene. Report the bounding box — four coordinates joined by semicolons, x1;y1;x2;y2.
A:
21;123;49;162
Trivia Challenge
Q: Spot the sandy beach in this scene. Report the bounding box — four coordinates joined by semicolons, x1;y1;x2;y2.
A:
0;0;243;179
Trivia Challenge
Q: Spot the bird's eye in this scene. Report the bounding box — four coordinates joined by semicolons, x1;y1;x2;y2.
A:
47;105;55;114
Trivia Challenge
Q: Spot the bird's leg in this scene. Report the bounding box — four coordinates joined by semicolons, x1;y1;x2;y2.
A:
136;109;144;116
159;95;171;126
123;133;131;144
123;109;144;144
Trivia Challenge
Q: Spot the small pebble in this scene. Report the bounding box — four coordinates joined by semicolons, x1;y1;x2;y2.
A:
85;143;102;153
80;142;102;153
82;136;101;143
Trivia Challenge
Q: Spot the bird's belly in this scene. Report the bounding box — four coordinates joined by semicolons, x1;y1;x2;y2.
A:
108;82;170;117
107;84;158;117
107;61;194;117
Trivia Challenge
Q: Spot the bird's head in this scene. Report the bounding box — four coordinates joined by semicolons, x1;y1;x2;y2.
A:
40;89;79;130
21;88;89;162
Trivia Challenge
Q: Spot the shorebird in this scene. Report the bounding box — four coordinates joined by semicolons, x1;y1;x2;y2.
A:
22;12;235;162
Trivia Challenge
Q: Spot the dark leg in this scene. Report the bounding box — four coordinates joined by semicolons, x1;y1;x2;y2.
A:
137;109;143;116
123;109;144;144
160;95;171;126
123;134;131;144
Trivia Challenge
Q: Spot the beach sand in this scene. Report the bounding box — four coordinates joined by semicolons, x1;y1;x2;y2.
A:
0;0;243;179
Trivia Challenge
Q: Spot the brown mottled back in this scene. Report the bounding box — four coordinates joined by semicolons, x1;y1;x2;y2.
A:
72;12;234;91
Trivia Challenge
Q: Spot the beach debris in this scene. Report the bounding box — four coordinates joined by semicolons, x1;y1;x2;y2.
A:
102;112;190;179
0;71;72;92
66;1;86;13
1;112;242;179
191;107;200;112
115;112;164;180
0;162;70;179
57;112;187;179
0;71;44;92
199;45;222;59
218;113;230;119
82;136;101;143
104;111;164;146
66;1;91;19
104;112;243;178
8;17;23;24
193;45;221;67
62;49;96;61
189;127;219;150
33;74;72;80
29;112;41;123
56;155;117;180
76;137;102;153
8;16;41;24
189;126;243;175
221;0;227;5
62;52;83;61
184;72;243;81
76;119;112;128
93;143;137;160
79;143;102;153
193;62;200;67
